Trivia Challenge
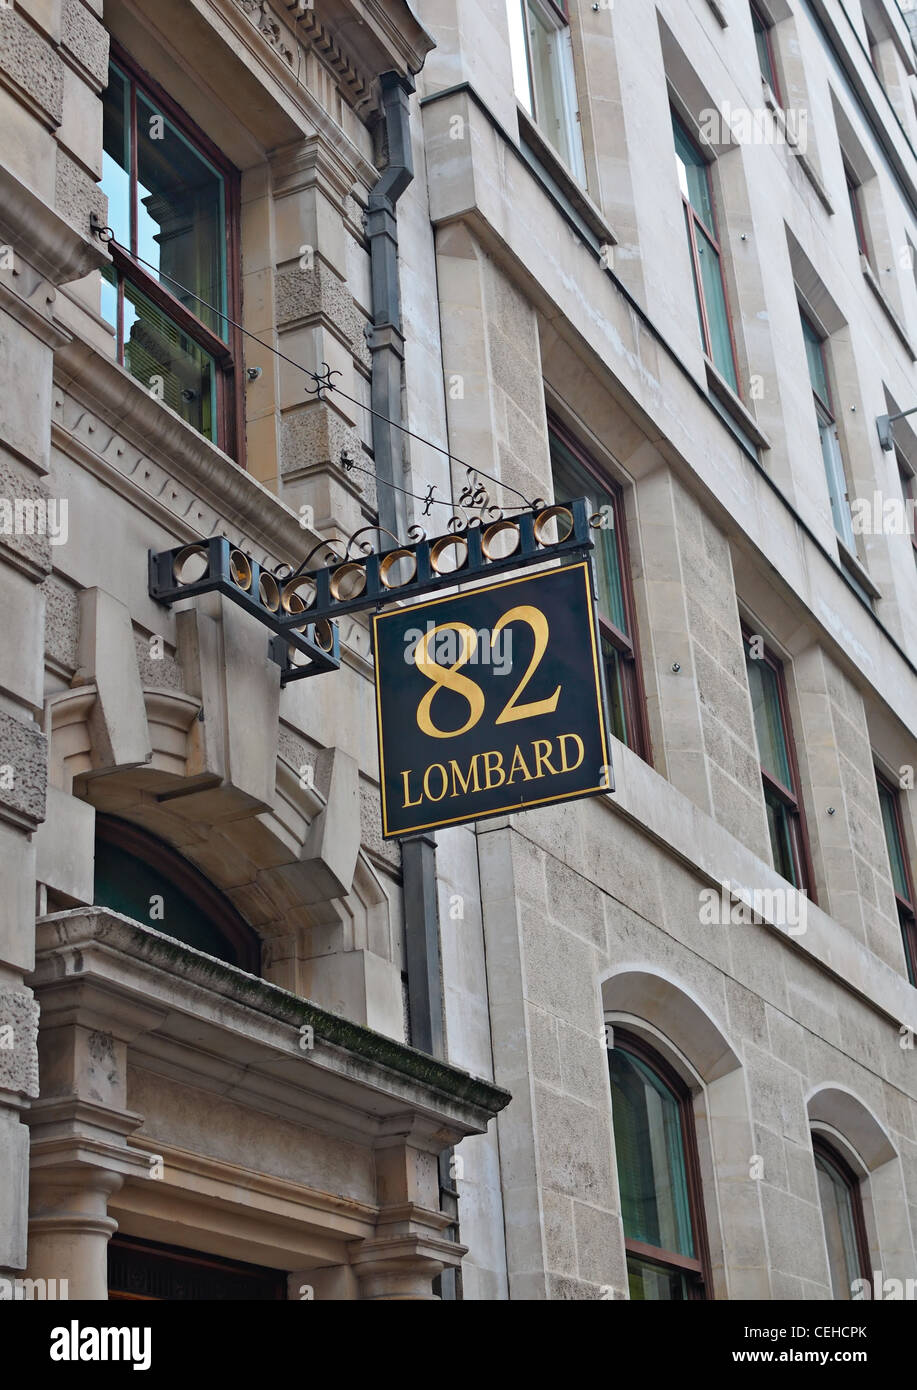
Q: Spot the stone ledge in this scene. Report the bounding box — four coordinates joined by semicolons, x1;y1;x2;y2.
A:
32;908;512;1131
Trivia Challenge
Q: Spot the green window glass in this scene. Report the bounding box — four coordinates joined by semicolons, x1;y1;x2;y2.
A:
814;1144;867;1300
93;821;258;972
801;314;830;406
99;56;237;452
673;113;739;393
506;0;587;184
549;433;627;633
751;4;779;96
123;280;217;440
744;636;810;892
801;314;856;551
745;644;792;789
548;428;648;758
608;1039;706;1300
877;776;917;985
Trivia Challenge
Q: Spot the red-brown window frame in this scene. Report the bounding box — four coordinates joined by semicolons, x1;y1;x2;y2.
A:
750;1;783;105
742;625;817;900
547;415;652;764
812;1135;872;1294
876;768;917;986
610;1028;713;1301
673;113;743;398
104;42;245;464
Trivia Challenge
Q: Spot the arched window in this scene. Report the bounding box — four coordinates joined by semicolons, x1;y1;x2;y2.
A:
608;1029;711;1300
93;816;260;973
813;1136;871;1299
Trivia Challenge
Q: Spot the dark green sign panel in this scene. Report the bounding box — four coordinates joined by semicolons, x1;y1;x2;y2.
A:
372;561;612;838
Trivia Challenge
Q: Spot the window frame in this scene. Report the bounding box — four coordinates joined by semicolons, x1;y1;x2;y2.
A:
800;310;860;561
609;1028;713;1300
103;43;245;462
876;768;917;985
812;1134;872;1296
897;452;917;565
843;160;871;264
547;415;652;763
742;626;817;899
510;0;587;184
750;2;782;105
672;112;742;397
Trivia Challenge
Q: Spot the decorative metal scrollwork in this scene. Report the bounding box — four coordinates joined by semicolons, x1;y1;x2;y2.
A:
304;361;342;401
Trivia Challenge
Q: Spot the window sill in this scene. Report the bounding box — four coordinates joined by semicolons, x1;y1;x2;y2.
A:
704;359;771;451
860;254;917;360
517;106;617;250
838;538;880;602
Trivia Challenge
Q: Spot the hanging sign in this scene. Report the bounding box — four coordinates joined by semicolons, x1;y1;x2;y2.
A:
373;560;612;838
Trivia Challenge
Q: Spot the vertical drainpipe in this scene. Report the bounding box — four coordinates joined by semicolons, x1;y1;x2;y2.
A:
367;71;460;1299
366;70;413;543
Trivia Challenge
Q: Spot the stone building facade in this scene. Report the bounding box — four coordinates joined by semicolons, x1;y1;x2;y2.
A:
0;0;916;1300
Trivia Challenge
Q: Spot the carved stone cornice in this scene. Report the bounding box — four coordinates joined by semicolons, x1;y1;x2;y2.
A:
232;0;434;116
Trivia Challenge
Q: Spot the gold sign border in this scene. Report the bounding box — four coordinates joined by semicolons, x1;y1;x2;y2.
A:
372;560;611;839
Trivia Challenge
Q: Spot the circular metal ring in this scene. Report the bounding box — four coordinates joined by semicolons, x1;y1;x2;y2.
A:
281;577;315;613
379;549;417;589
312;619;335;652
258;572;281;612
229;549;253;591
172;543;209;586
481;519;521;561
289;630;310;668
329;562;367;602
430;534;469;575
533;505;574;547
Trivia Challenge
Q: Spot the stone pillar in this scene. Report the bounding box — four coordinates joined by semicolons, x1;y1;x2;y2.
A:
0;0;109;1280
350;1122;463;1299
27;1164;125;1301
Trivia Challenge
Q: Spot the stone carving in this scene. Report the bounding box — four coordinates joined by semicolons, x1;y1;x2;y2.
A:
53;389;284;574
236;0;296;66
233;0;372;112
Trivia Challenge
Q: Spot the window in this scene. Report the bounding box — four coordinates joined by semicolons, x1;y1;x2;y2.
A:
876;771;917;985
743;632;814;894
672;113;740;394
844;163;871;264
898;456;917;567
751;2;781;101
100;51;243;455
813;1137;871;1299
108;1235;286;1300
549;420;651;760
93;816;260;972
800;313;857;556
507;0;586;183
608;1030;710;1300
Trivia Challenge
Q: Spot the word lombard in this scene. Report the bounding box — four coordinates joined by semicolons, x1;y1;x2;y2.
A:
400;733;588;811
50;1321;152;1371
